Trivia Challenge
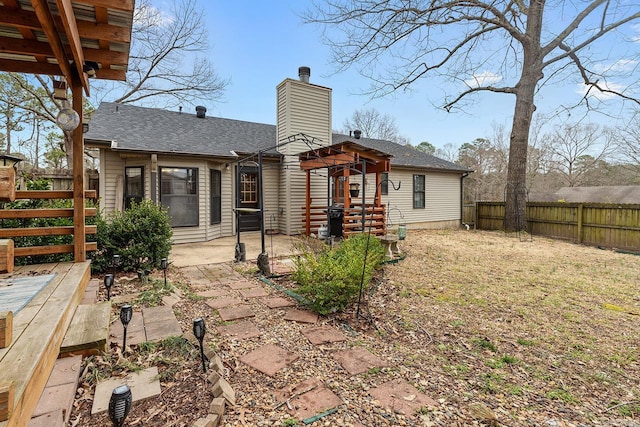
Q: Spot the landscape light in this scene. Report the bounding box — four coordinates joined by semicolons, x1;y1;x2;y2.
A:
193;318;207;372
120;304;133;352
108;384;132;427
161;258;168;287
104;274;114;301
112;254;120;279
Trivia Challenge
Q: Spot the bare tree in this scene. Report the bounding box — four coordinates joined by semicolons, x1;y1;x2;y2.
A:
545;123;613;187
94;0;228;108
305;1;640;230
342;108;409;143
435;143;459;163
615;114;640;173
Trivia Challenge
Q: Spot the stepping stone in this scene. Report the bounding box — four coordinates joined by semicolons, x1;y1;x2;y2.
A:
143;306;183;341
110;310;146;346
217;320;262;339
369;379;437;415
197;289;229;298
284;308;318;324
91;367;161;415
205;296;242;310
81;279;100;304
302;325;347;345
218;304;255;321
199;264;234;281
332;347;389;375
271;262;292;275
239;344;299;377
238;287;269;298
262;297;295;308
32;355;82;423
29;409;64;427
227;280;256;290
180;266;212;287
273;377;342;420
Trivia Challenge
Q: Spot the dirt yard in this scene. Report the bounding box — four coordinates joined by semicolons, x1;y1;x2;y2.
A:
71;229;640;426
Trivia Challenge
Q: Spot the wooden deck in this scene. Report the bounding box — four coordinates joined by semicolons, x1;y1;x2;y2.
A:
0;261;90;427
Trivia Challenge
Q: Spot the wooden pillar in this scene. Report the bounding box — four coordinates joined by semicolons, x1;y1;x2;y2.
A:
72;78;85;262
305;171;311;236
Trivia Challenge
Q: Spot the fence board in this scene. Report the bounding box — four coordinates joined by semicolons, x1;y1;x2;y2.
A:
476;202;640;252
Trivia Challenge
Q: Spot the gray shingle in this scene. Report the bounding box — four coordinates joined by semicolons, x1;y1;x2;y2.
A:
86;102;469;172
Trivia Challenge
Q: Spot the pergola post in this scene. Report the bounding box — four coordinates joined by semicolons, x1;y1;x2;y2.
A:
305;171;311;235
72;77;85;262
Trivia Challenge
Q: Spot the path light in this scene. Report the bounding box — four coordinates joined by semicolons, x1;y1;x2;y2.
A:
104;274;114;301
112;254;120;279
161;258;168;287
120;304;133;352
108;384;132;427
193;318;207;372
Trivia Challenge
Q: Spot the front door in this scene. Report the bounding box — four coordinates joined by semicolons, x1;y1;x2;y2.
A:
237;166;260;231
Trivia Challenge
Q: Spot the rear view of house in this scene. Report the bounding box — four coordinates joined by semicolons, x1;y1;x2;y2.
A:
85;67;470;244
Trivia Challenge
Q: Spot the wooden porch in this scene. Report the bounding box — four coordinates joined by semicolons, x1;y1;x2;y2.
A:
0;0;134;425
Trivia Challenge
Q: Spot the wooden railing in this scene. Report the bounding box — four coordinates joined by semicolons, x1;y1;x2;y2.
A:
302;203;387;237
0;190;97;259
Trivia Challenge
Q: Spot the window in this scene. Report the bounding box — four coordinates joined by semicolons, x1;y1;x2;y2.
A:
241;172;257;203
124;166;143;209
160;167;198;227
413;175;425;209
210;169;221;225
380;172;389;195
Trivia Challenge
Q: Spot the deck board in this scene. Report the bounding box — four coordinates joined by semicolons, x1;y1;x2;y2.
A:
0;261;90;427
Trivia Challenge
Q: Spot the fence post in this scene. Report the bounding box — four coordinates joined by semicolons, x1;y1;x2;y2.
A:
577;204;583;244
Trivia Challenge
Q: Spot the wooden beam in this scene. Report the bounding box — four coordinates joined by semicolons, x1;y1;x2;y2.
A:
0;59;62;76
56;0;89;93
14;190;96;200
0;208;96;219
82;0;134;12
0;240;14;273
0;7;131;43
0;225;97;238
299;153;357;171
30;0;75;85
72;77;86;262
0;381;14;421
14;242;96;257
0;312;13;349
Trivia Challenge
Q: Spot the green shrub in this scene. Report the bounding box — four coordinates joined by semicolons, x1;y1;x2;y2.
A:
92;200;172;273
292;233;384;315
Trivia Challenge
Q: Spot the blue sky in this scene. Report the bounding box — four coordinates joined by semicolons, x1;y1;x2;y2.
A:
152;1;639;150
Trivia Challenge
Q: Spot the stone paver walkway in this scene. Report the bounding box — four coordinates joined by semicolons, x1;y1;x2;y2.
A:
179;259;437;424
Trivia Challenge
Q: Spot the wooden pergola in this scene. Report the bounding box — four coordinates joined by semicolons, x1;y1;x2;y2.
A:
299;141;392;237
0;0;134;262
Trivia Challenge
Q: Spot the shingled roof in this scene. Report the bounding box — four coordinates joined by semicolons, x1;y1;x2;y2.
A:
86;102;469;172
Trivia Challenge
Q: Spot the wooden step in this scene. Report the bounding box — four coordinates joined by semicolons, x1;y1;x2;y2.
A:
60;302;111;357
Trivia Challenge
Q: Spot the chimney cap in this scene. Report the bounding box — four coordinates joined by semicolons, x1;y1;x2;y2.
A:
195;105;207;118
298;66;311;83
353;129;362;139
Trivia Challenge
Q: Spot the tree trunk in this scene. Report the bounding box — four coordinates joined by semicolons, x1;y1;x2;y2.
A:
64;131;73;168
504;0;545;232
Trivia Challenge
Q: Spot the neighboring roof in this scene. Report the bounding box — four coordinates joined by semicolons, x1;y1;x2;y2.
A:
332;133;470;172
86;102;278;158
553;186;640;204
86;102;469;172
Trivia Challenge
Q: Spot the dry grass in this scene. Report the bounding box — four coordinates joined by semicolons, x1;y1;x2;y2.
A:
373;229;640;424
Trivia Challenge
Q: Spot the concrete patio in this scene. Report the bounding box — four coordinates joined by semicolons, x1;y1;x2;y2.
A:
170;232;304;267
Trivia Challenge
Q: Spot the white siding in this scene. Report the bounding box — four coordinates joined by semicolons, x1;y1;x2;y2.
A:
363;168;462;228
276;78;332;235
262;163;280;232
101;150;125;213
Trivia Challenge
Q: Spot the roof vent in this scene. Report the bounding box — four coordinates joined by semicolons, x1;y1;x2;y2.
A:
298;66;310;83
353;130;362;139
196;105;206;118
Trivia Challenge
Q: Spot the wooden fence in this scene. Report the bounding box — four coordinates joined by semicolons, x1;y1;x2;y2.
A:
474;201;640;253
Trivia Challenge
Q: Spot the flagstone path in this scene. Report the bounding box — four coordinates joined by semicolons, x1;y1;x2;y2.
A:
180;261;437;425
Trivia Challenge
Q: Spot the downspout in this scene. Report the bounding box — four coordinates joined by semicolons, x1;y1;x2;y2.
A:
460;172;470;229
